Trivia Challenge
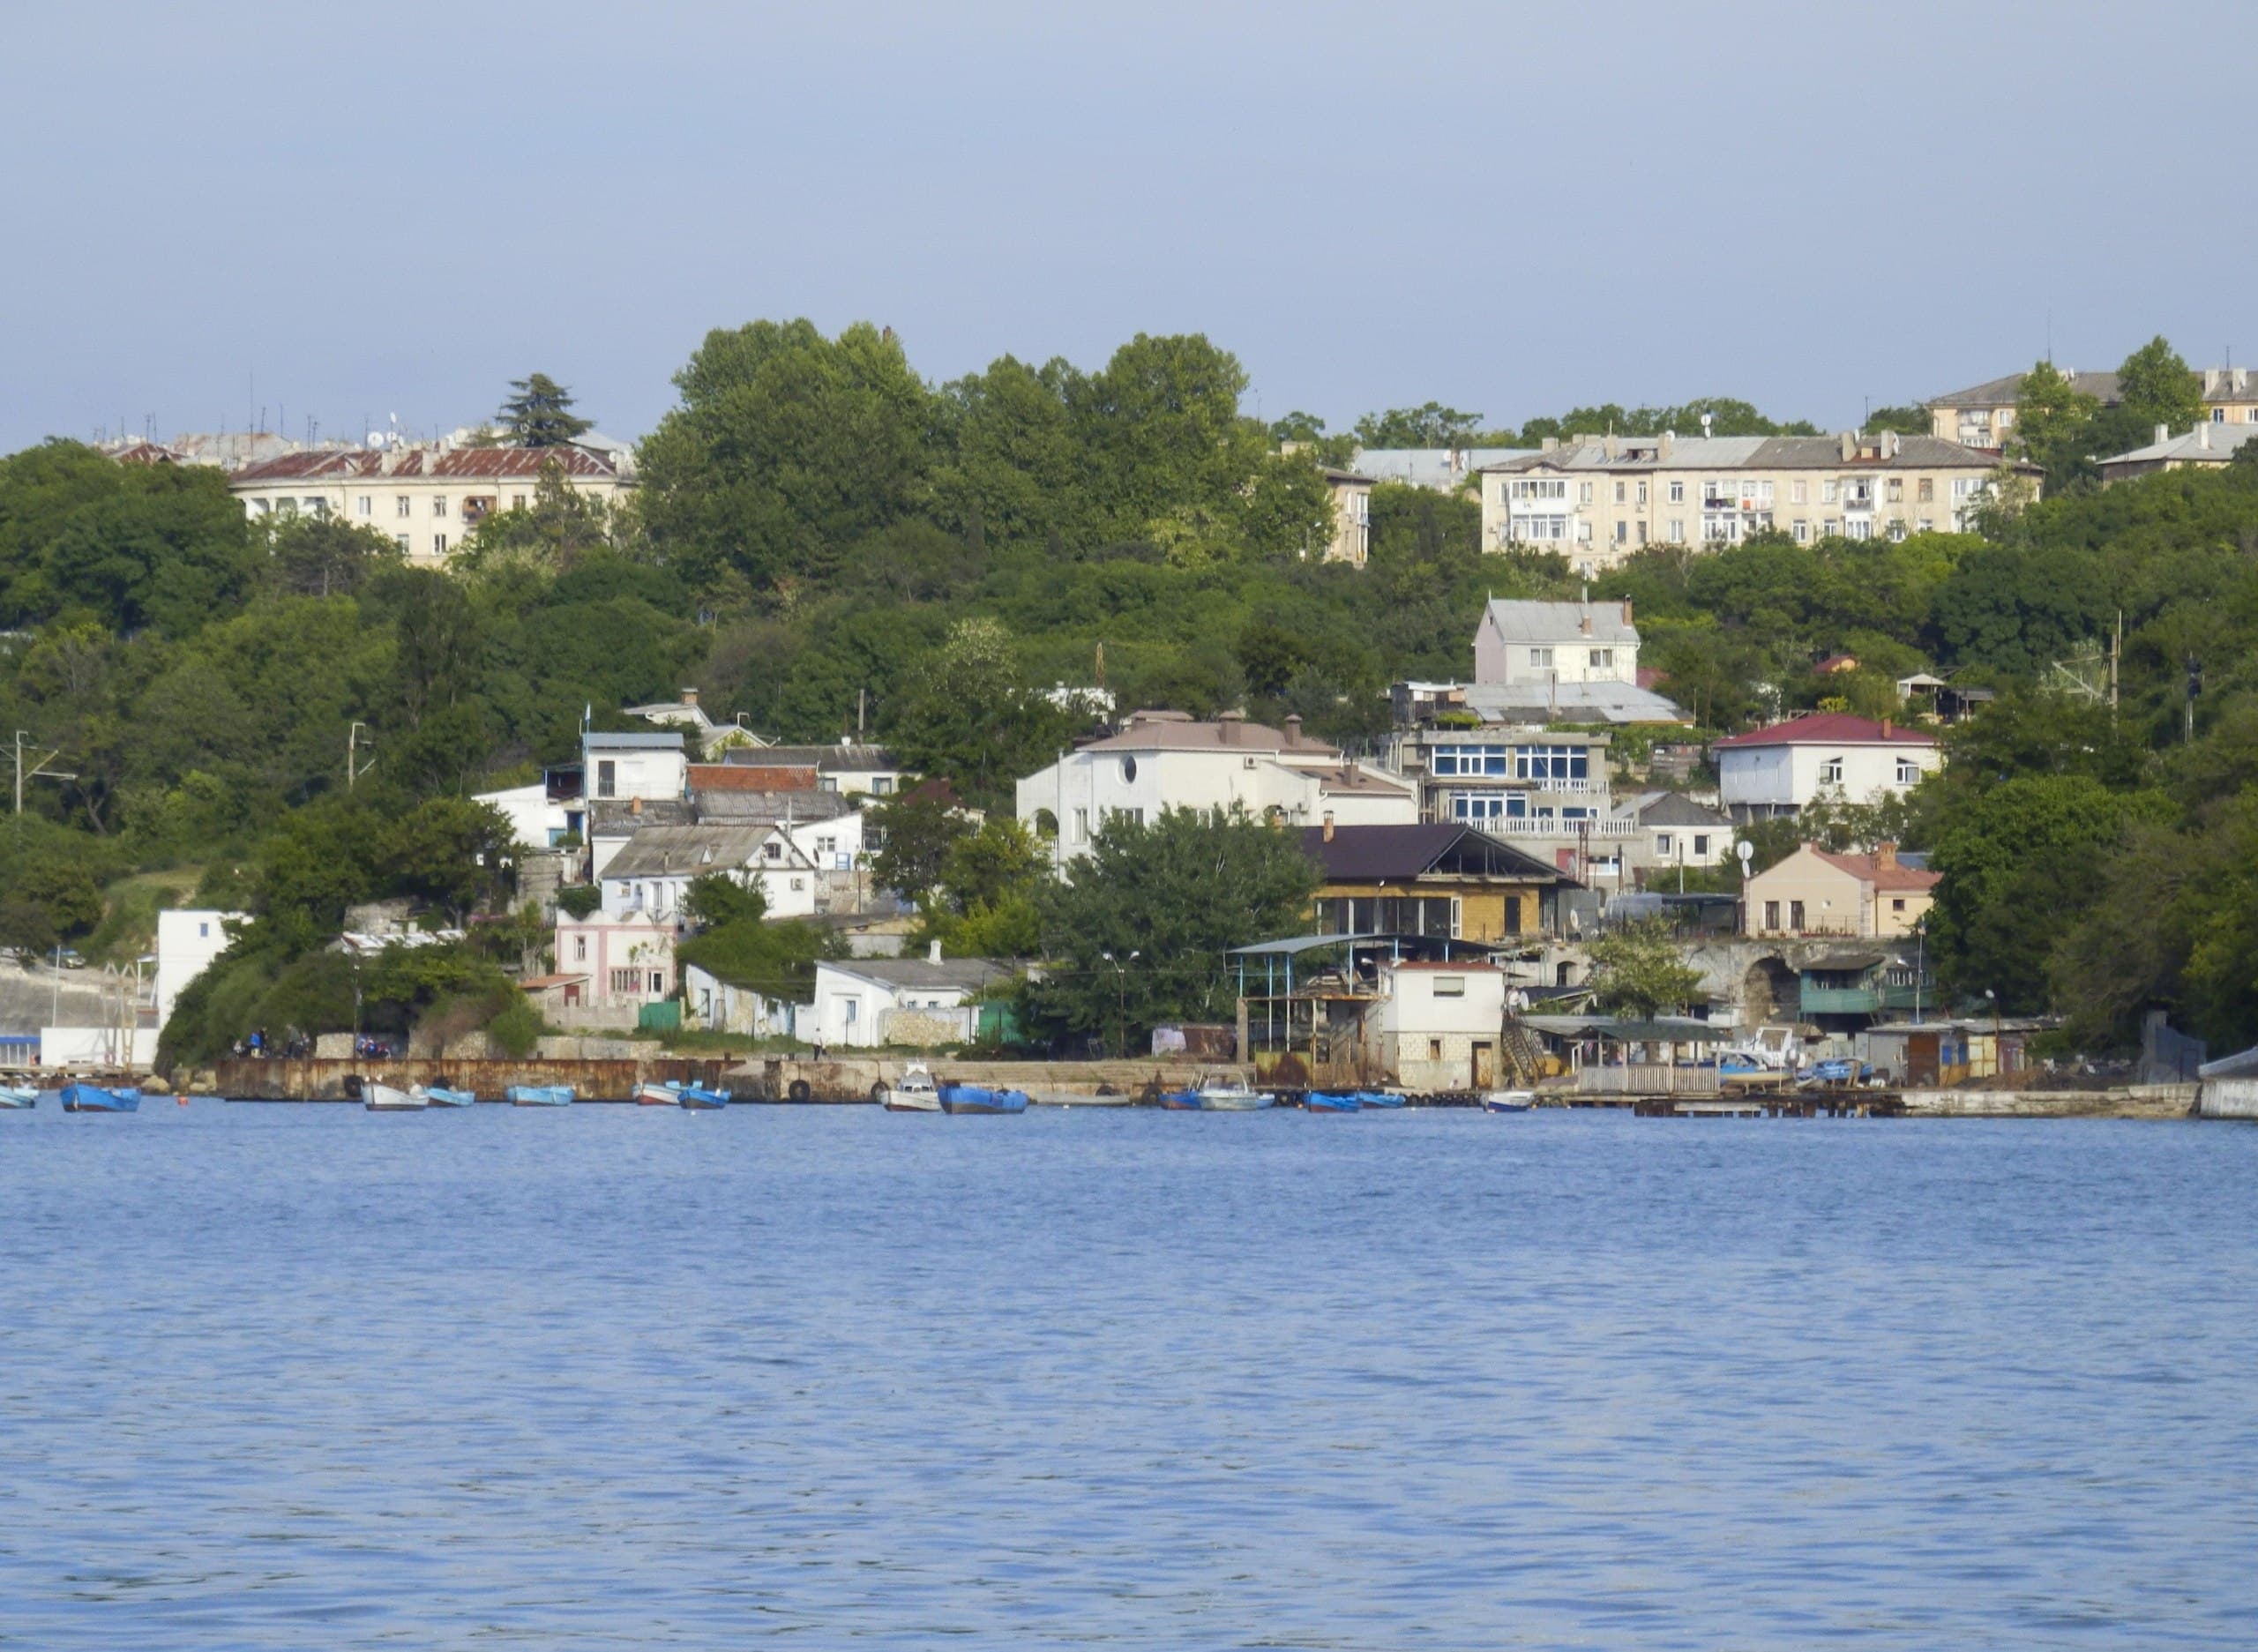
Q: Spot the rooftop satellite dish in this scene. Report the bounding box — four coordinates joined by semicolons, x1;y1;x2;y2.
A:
366;432;386;449
1736;840;1754;868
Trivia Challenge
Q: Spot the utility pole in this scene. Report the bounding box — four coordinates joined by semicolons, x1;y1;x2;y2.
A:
13;730;75;815
348;722;377;789
2186;655;2202;745
2109;610;2122;712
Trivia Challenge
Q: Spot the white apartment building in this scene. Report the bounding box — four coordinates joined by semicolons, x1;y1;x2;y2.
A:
1927;364;2258;448
600;816;867;923
1713;713;1940;821
1475;597;1639;686
1480;431;2030;574
1015;711;1417;866
228;440;635;565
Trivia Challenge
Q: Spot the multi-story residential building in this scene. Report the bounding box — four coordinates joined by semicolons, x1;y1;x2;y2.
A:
2096;421;2258;483
599;816;863;923
1926;364;2258;448
1350;447;1532;492
1744;842;1938;939
1391;725;1613;828
1480;432;2027;573
1298;822;1575;944
1317;466;1374;565
1713;713;1940;821
228;439;635;564
1015;711;1417;866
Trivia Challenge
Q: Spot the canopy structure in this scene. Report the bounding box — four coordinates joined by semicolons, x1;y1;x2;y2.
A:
1519;1013;1728;1044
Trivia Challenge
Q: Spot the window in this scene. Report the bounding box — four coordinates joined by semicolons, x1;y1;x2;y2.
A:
816;836;836;856
1895;758;1922;784
1448;792;1528;821
1789;900;1806;930
433;534;448;556
1612;481;1626;505
1918;517;1934;533
1432;744;1512;778
843;1000;860;1025
1822;480;1839;504
1613;520;1628;544
1636;481;1649;505
1668;480;1685;504
431;496;447;517
1668;519;1686;543
1514;744;1589;782
1074;808;1088;842
1891;897;1907;913
765;841;782;861
1764;901;1781;930
395;532;411;552
1821;756;1844;784
1578;481;1594;504
872;777;893;795
1918;477;1934;503
1121;756;1138;782
1635;520;1649;544
1793;520;1810;543
1886;478;1904;503
573;935;587;961
1656;833;1673;856
1590;648;1613;669
610;968;642;996
396;496;412;518
1529;647;1553;669
791;877;805;892
1510;514;1571;543
1823;519;1840;536
1428;1039;1443;1060
2214;407;2228;423
1792;480;1808;505
512;494;527;510
1433;976;1466;998
356;496;372;516
1693;834;1710;856
1508;478;1568;501
597;759;616;798
649;970;665;995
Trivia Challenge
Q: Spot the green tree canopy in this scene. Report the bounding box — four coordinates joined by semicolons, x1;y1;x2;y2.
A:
498;373;593;447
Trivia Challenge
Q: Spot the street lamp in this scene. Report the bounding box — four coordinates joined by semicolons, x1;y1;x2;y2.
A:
1099;950;1140;1058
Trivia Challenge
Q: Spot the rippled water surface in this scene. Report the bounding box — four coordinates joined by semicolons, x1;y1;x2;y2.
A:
4;1101;2255;1648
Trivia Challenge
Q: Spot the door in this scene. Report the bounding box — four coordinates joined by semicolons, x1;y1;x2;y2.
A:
1472;1042;1496;1088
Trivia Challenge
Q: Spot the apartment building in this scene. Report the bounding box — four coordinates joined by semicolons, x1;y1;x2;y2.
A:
1479;431;2027;574
2097;421;2258;483
1318;466;1375;565
1927;364;2258;448
228;440;636;564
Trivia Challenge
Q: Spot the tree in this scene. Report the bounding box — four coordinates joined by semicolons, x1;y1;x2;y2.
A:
8;855;105;938
866;788;971;902
498;373;593;447
1584;919;1704;1018
2115;336;2205;432
262;513;402;598
887;617;1081;809
686;872;766;930
1353;403;1488;449
1864;405;1932;437
378;797;515;923
2006;360;2101;485
1021;805;1319;1051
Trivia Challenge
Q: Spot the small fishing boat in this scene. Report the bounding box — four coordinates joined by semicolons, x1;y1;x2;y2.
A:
937;1081;1028;1115
415;1085;475;1107
1158;1073;1274;1110
506;1084;574;1107
634;1081;678;1106
363;1082;425;1111
1303;1091;1362;1112
1026;1088;1135;1106
675;1084;729;1110
1354;1089;1407;1109
61;1083;139;1113
1481;1090;1536;1113
882;1065;942;1111
0;1084;37;1109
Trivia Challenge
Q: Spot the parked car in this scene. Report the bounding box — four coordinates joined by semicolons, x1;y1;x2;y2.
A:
56;948;86;969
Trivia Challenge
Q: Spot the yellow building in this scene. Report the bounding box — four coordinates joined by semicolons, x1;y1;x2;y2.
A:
1300;822;1574;944
1744;843;1937;939
1926;364;2258;447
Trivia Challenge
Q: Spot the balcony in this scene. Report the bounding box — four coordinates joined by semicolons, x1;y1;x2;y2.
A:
1476;816;1637;839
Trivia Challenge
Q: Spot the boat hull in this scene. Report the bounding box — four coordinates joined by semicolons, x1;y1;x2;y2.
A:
938;1084;1028;1115
61;1084;139;1113
1481;1090;1536;1113
1355;1091;1407;1109
506;1086;574;1107
1026;1089;1134;1106
0;1087;37;1109
1304;1092;1361;1112
883;1091;942;1111
1195;1091;1274;1110
634;1083;677;1105
676;1088;729;1110
364;1082;425;1110
416;1086;476;1107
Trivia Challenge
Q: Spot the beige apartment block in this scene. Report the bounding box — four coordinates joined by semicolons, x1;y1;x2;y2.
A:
1926;365;2258;447
1743;843;1938;940
1478;431;2029;575
229;441;636;566
1318;466;1374;565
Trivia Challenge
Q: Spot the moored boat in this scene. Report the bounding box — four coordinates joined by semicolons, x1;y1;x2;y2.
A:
1159;1073;1274;1110
61;1083;139;1113
1481;1090;1536;1112
364;1082;425;1111
676;1084;729;1110
0;1084;37;1109
882;1065;942;1111
1304;1091;1361;1112
634;1081;678;1105
1355;1089;1407;1109
506;1084;574;1107
1026;1088;1135;1106
937;1081;1029;1115
415;1085;476;1107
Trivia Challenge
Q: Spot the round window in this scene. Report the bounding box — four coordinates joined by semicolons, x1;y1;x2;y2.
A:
1122;756;1138;782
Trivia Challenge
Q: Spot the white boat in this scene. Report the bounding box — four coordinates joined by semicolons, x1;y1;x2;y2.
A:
415;1085;476;1107
1481;1089;1536;1112
1161;1074;1274;1110
1026;1088;1137;1107
634;1081;679;1106
881;1064;942;1112
0;1084;37;1109
364;1081;426;1111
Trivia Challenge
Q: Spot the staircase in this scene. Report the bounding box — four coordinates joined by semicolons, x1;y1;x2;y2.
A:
1501;1019;1544;1086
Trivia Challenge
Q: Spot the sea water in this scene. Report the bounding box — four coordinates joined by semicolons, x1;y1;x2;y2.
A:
3;1102;2254;1648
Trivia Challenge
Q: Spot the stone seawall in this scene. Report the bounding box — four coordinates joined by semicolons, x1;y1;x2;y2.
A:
211;1057;735;1102
1901;1085;2197;1119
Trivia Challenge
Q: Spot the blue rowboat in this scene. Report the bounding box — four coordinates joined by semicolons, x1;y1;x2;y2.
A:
1353;1090;1406;1109
416;1085;476;1107
1304;1091;1362;1112
61;1083;139;1113
506;1084;574;1107
0;1085;37;1109
938;1083;1028;1116
676;1085;729;1110
1157;1088;1202;1110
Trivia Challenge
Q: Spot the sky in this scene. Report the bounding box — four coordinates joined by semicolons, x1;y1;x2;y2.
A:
5;0;2254;454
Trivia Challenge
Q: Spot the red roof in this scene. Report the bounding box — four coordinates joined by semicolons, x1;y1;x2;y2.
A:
689;764;819;792
1712;713;1935;750
1809;848;1940;893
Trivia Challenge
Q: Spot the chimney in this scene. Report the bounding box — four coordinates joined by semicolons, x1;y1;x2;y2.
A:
629;796;642;816
1659;430;1674;460
1620;598;1634;625
1875;841;1898;871
1580;613;1592;636
681;687;699;707
2206;368;2222;395
2157;422;2171;446
1322;811;1335;842
1604;432;1620;460
2199;422;2212;451
1542;436;1560;454
928;939;942;965
1839;431;1857;462
1219;709;1244;744
1880;717;1893;737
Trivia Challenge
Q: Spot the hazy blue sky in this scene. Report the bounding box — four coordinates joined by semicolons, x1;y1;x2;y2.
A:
6;1;2253;453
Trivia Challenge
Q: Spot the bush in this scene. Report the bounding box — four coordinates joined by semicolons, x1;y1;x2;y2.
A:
486;999;543;1058
556;885;602;919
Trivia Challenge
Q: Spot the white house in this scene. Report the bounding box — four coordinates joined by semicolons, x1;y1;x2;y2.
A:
806;953;1013;1049
1712;713;1941;821
1475;598;1641;687
552;909;675;1019
600;814;866;924
1370;961;1507;1091
474;780;586;851
1015;710;1417;866
713;741;908;799
154;908;245;1028
584;730;686;806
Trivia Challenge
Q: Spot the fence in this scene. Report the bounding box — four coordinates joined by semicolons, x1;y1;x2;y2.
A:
1576;1063;1722;1096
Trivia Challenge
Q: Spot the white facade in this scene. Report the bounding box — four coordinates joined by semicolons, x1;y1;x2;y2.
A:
1016;715;1416;865
1716;724;1940;819
553;912;676;1008
602;815;867;924
1372;962;1507;1091
1473;600;1640;687
806;958;1002;1049
154;908;245;1028
584;732;686;805
475;781;584;850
